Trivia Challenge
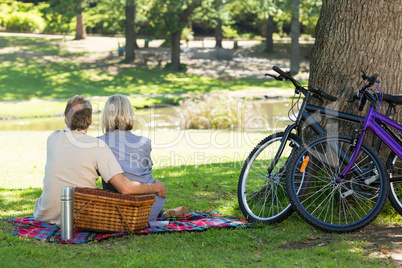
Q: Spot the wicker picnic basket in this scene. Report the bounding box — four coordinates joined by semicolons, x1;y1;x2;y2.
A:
73;187;155;233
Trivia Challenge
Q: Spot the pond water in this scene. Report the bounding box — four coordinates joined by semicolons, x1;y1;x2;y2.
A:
0;99;294;132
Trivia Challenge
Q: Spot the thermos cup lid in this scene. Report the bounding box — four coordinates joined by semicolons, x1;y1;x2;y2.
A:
61;186;75;199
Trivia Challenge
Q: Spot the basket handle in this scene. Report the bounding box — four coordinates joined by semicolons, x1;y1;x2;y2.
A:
116;205;133;233
73;200;92;220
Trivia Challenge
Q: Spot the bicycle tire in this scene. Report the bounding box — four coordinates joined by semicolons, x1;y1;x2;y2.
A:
286;134;388;232
386;152;402;215
238;132;302;223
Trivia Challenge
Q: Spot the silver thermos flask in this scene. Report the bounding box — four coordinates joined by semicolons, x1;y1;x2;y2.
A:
60;186;74;241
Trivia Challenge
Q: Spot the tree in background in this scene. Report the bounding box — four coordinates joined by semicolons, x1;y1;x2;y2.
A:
213;0;224;48
75;1;86;40
191;0;238;48
148;0;202;71
210;0;235;48
290;0;300;73
125;0;135;62
309;0;401;123
84;0;126;35
240;0;278;52
262;0;275;53
255;0;282;53
47;0;87;39
300;0;321;38
290;0;321;73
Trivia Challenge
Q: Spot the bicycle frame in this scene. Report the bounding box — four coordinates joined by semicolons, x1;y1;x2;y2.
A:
266;96;395;174
340;106;402;180
266;89;360;173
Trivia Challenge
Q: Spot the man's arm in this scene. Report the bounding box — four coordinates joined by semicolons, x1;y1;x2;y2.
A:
108;173;167;198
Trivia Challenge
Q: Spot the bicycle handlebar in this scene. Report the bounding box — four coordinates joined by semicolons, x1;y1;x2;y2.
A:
272;66;301;89
355;73;380;111
368;74;379;88
268;66;337;103
311;88;338;102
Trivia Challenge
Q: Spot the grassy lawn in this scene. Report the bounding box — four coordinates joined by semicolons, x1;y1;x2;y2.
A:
0;35;400;267
0;35;292;102
0;130;399;267
0;35;298;119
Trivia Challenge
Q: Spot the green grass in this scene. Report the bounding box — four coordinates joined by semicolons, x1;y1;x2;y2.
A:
0;61;289;100
0;35;293;103
0;130;399;267
0;35;295;119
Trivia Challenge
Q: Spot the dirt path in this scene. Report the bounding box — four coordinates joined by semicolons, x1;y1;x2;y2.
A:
61;34;311;80
61;34;310;99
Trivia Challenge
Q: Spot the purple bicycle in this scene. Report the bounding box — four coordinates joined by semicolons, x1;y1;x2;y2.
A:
286;73;402;232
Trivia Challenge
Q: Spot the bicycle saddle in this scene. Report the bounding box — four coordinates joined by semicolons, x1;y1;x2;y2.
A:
383;94;402;105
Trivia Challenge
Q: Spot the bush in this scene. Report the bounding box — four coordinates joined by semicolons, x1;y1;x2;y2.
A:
5;11;45;33
222;25;239;39
180;91;246;130
42;13;73;34
181;27;194;42
0;1;46;32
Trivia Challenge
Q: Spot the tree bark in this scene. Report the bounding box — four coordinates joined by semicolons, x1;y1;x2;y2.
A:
215;18;223;48
125;0;135;63
308;0;402;151
265;15;274;53
171;30;182;71
75;13;86;40
169;1;201;71
290;0;300;74
309;0;401;112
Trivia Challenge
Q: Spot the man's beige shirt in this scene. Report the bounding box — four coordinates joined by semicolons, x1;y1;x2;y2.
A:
33;128;123;224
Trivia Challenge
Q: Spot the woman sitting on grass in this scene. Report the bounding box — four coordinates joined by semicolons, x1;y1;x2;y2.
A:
98;94;188;221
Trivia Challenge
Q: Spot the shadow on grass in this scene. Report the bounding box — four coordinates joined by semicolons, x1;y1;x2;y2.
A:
152;161;245;216
0;60;283;101
0;35;294;101
0;187;42;219
0;36;64;55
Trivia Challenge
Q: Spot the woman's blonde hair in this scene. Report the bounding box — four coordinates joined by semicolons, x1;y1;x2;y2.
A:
102;94;134;133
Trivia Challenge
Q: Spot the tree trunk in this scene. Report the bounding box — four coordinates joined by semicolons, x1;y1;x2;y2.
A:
265;15;274;53
308;0;401;152
168;1;201;71
125;0;135;63
171;30;182;71
215;18;223;48
75;13;86;40
290;0;300;74
309;0;401;111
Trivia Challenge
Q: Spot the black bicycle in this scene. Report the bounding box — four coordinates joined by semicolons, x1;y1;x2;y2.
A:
237;66;401;223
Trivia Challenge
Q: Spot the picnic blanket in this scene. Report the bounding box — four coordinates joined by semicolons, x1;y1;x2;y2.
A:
4;211;254;244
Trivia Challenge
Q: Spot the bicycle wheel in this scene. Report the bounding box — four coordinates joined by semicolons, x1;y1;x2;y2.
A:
238;132;302;223
286;134;388;232
386;152;402;215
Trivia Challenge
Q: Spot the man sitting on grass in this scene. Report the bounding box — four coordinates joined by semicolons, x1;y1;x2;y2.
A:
33;95;167;224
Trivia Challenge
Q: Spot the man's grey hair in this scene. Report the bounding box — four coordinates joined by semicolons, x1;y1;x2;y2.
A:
64;95;92;131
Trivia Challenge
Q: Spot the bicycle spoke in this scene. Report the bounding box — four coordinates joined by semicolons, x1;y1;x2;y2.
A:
287;135;387;232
